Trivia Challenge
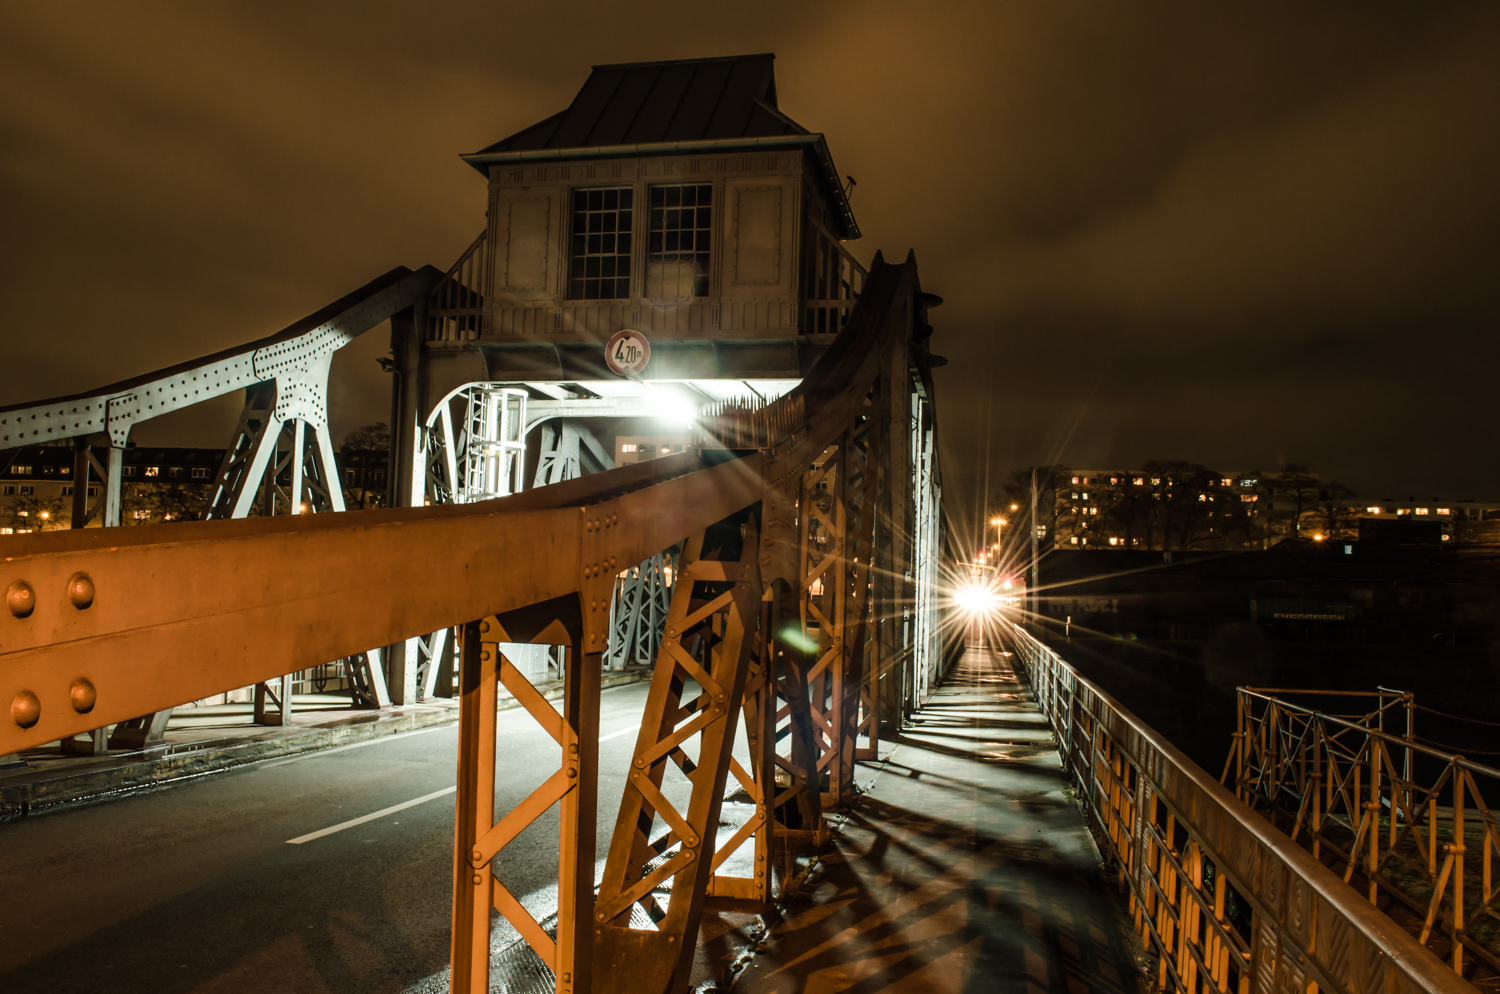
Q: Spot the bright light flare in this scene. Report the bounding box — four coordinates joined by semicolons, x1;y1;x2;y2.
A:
954;578;1002;616
645;386;699;427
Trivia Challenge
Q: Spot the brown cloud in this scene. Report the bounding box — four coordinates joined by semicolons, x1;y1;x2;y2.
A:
2;1;1495;517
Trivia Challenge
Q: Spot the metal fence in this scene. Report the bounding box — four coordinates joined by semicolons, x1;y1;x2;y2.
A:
1003;621;1472;994
1225;687;1500;978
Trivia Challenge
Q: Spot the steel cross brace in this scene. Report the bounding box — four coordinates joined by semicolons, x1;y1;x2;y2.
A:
593;516;761;994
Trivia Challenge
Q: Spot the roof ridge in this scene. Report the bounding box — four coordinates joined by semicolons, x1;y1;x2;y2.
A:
590;52;774;71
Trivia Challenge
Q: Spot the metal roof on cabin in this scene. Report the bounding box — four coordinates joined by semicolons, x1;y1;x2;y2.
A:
472;54;808;154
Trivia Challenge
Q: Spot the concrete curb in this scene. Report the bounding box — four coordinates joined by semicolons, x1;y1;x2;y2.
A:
0;668;650;824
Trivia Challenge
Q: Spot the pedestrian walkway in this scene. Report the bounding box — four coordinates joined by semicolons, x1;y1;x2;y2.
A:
730;647;1144;994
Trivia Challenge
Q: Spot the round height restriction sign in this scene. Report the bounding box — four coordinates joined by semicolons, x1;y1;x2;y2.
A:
604;329;651;377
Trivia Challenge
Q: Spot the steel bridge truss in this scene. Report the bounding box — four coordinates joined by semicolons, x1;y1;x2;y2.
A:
0;255;946;994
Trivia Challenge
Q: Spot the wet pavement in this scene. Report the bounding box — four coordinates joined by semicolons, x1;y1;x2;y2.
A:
730;647;1143;994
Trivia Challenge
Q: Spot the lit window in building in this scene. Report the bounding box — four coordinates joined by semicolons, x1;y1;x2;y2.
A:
1437;508;1451;515
1242;494;1258;502
144;466;159;478
621;443;637;453
1133;477;1144;485
1151;478;1161;485
133;510;149;519
41;465;55;475
1082;493;1089;500
18;486;32;496
660;446;672;454
1089;507;1098;515
646;184;712;297
1070;536;1078;544
1415;508;1429;516
1397;509;1407;515
0;528;11;535
1109;537;1119;545
13;465;30;475
1366;506;1382;514
1241;479;1256;486
192;467;209;479
568;187;633;300
1198;494;1207;502
1072;476;1080;484
1221;478;1232;487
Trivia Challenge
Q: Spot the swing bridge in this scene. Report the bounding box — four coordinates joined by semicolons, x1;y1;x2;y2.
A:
0;53;1488;994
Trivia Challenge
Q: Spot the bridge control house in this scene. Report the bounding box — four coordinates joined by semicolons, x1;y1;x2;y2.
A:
421;52;866;393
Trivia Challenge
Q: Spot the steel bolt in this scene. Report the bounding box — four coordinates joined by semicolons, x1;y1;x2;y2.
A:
66;573;95;610
597;912;606;922
481;619;491;633
472;874;483;885
568;767;577;778
6;580;35;618
10;690;39;728
69;678;96;714
472;849;482;862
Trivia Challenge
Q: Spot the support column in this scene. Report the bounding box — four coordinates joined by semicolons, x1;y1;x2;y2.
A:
389;304;423;512
387;639;418;706
289;420;305;513
450;621;497;994
70;440;90;530
557;645;599;994
104;445;124;528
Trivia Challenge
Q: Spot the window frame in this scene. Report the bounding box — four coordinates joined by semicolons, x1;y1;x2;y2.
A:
566;186;635;302
644;182;714;299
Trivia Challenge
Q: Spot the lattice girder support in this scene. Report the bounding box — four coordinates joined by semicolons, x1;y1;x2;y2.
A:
836;413;881;784
798;444;848;808
594;514;762;994
605;549;676;671
452;601;602;994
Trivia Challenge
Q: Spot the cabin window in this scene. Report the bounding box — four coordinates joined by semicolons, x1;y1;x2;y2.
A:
568;187;633;300
646;184;712;297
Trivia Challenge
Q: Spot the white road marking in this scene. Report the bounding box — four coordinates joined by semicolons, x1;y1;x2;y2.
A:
286;787;456;844
599;723;640;742
258;722;453;770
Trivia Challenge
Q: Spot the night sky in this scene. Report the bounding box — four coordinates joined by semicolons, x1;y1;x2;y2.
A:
5;3;1498;526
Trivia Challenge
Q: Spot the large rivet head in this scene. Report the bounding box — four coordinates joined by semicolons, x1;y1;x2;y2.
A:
69;678;96;714
11;690;40;728
6;580;35;618
67;573;95;610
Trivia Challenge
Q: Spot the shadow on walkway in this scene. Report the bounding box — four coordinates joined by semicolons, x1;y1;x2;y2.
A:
730;648;1142;993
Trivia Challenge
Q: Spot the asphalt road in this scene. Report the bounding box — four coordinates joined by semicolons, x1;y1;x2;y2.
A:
0;679;695;994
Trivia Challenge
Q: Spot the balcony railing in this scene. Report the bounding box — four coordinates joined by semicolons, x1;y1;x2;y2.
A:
426;230;488;342
802;227;866;336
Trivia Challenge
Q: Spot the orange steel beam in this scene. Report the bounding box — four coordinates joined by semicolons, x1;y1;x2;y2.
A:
0;452;763;754
2;255;936;994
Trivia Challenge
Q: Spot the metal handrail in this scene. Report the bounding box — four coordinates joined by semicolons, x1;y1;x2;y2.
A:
1004;620;1472;994
1229;686;1500;978
1237;687;1500;779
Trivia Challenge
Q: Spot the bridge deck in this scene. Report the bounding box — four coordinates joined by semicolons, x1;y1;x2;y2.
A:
730;647;1142;993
